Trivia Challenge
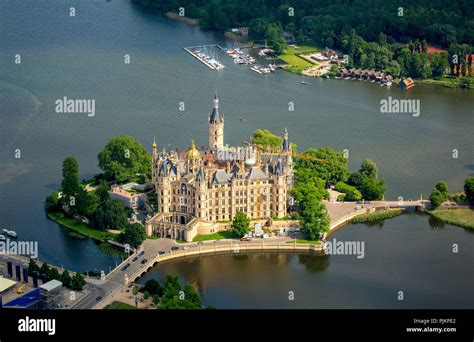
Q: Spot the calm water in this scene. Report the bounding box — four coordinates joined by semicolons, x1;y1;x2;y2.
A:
0;0;473;297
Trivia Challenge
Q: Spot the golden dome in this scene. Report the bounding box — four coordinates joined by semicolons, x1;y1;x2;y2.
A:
152;135;157;149
187;140;201;160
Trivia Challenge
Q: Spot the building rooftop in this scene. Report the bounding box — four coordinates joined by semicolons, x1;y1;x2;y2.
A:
40;279;63;292
0;277;17;293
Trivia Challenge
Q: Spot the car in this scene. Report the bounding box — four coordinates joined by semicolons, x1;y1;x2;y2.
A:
141;258;148;264
95;296;102;301
262;234;269;239
171;246;179;251
120;263;130;271
183;246;190;250
355;205;362;210
139;250;145;257
132;256;138;262
213;239;220;243
197;241;204;245
240;237;250;241
159;250;166;255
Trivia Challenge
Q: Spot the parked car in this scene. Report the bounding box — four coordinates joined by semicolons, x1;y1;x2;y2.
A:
132;256;138;262
139;250;145;257
240;237;250;241
121;263;130;271
171;246;179;251
183;246;190;250
159;250;166;255
141;258;148;264
213;240;220;243
95;296;102;301
262;234;269;239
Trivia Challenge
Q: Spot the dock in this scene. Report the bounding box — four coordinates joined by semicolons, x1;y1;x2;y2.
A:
183;44;225;71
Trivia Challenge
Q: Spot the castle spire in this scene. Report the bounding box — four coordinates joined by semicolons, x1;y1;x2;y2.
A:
282;128;289;151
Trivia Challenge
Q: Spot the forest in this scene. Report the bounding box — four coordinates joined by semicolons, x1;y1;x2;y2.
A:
135;0;474;81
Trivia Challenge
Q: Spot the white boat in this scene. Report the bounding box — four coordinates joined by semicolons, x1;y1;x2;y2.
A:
261;68;271;74
2;229;17;238
250;66;262;74
387;81;392;87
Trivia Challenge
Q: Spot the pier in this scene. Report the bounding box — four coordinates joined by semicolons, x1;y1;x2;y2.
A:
183;44;225;71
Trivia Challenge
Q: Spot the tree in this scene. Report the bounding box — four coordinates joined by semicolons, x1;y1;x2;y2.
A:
435;180;449;195
28;258;40;276
92;199;128;231
49;268;60;281
360;159;378;179
429;180;449;207
97;135;151;182
60;270;72;288
70;273;86;291
359;177;385;200
429;53;448;78
61;157;81;214
232;212;250;237
252;129;283;149
300;192;330;240
39;262;51;278
464;177;474;204
297;147;349;184
142;279;163;296
335;182;362;201
44;192;61;213
121;223;146;248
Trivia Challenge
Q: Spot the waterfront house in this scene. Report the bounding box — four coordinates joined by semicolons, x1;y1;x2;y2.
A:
399;77;415;89
231;27;249;38
109;185;147;210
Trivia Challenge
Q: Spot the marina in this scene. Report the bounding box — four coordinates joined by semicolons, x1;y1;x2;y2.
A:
184;45;225;71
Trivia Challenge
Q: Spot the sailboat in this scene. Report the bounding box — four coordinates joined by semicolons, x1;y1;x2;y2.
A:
301;75;311;85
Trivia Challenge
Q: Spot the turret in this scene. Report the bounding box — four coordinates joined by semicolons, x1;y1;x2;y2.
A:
208;91;224;149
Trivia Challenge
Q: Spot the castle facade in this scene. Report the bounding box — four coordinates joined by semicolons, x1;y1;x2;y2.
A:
145;93;293;241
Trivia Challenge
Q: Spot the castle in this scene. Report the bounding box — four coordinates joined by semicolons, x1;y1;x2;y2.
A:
145;93;293;241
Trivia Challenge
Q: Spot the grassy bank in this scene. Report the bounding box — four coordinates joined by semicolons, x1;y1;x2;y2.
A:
165;12;199;25
47;211;118;241
193;231;238;242
286;239;321;244
105;301;136;310
351;209;403;223
278;45;319;73
428;208;474;229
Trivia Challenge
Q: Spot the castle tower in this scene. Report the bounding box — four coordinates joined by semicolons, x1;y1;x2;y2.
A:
282;128;289;152
208;91;224;149
151;135;158;184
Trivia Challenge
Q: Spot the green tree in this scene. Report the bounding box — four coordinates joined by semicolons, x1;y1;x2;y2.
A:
464;177;474;203
28;258;40;276
121;223;146;248
49;268;60;280
70;273;86;291
297;147;349;184
60;270;72;288
429;52;448;78
429;180;449;207
252;129;283;149
39;262;51;278
142;279;163;296
232;212;250;237
435;180;449;195
97;135;151;182
359;177;385;200
61;157;81;214
92;199;128;231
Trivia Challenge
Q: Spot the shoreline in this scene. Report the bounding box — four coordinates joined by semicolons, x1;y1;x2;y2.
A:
427;208;474;230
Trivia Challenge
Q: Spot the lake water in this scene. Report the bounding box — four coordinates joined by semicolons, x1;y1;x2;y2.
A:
0;0;473;307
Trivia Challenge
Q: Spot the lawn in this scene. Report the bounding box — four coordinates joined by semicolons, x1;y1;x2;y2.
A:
351;209;403;223
47;211;118;241
278;45;320;73
429;208;474;229
286;239;321;244
105;301;136;310
192;231;238;242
